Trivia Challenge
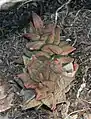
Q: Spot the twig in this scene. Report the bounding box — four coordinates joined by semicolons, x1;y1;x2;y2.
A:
17;0;39;10
77;66;88;98
65;107;91;119
55;0;72;24
87;27;91;38
70;9;81;26
72;30;77;46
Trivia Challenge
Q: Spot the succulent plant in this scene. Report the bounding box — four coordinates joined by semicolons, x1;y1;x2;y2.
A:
18;12;79;111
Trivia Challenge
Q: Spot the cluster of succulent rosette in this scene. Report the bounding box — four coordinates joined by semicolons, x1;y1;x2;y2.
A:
17;12;79;111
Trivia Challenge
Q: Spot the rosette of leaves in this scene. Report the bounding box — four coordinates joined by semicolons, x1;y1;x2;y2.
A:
18;12;79;111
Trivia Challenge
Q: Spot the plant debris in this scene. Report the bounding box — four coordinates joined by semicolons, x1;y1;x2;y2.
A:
0;78;14;112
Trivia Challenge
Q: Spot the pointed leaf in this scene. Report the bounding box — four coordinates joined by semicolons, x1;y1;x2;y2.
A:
35;51;50;59
23;33;40;41
26;41;45;50
42;44;63;55
56;57;74;65
17;73;30;85
32;12;43;30
50;61;62;73
43;24;55;34
47;33;55;43
59;41;68;47
46;24;55;43
40;34;49;41
29;22;36;32
61;45;76;55
41;84;66;109
54;25;60;45
35;81;55;100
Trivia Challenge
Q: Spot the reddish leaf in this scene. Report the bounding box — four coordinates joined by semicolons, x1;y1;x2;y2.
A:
26;41;45;50
43;24;55;43
17;73;38;88
32;12;44;30
59;41;68;47
73;63;79;72
54;25;60;45
35;81;55;100
23;33;40;41
40;34;49;41
56;57;74;65
17;73;30;84
35;51;50;58
47;33;55;43
61;45;76;55
43;24;55;34
50;61;62;73
42;44;63;55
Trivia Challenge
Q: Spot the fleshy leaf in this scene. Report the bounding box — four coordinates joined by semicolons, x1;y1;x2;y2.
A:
35;81;55;100
23;33;40;41
47;33;55;43
26;41;45;50
17;73;31;85
42;44;63;55
35;51;50;59
61;45;76;55
40;34;49;41
46;24;55;43
43;24;55;34
32;12;44;30
59;41;68;47
54;57;74;65
24;48;37;58
50;61;62;73
54;25;60;45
